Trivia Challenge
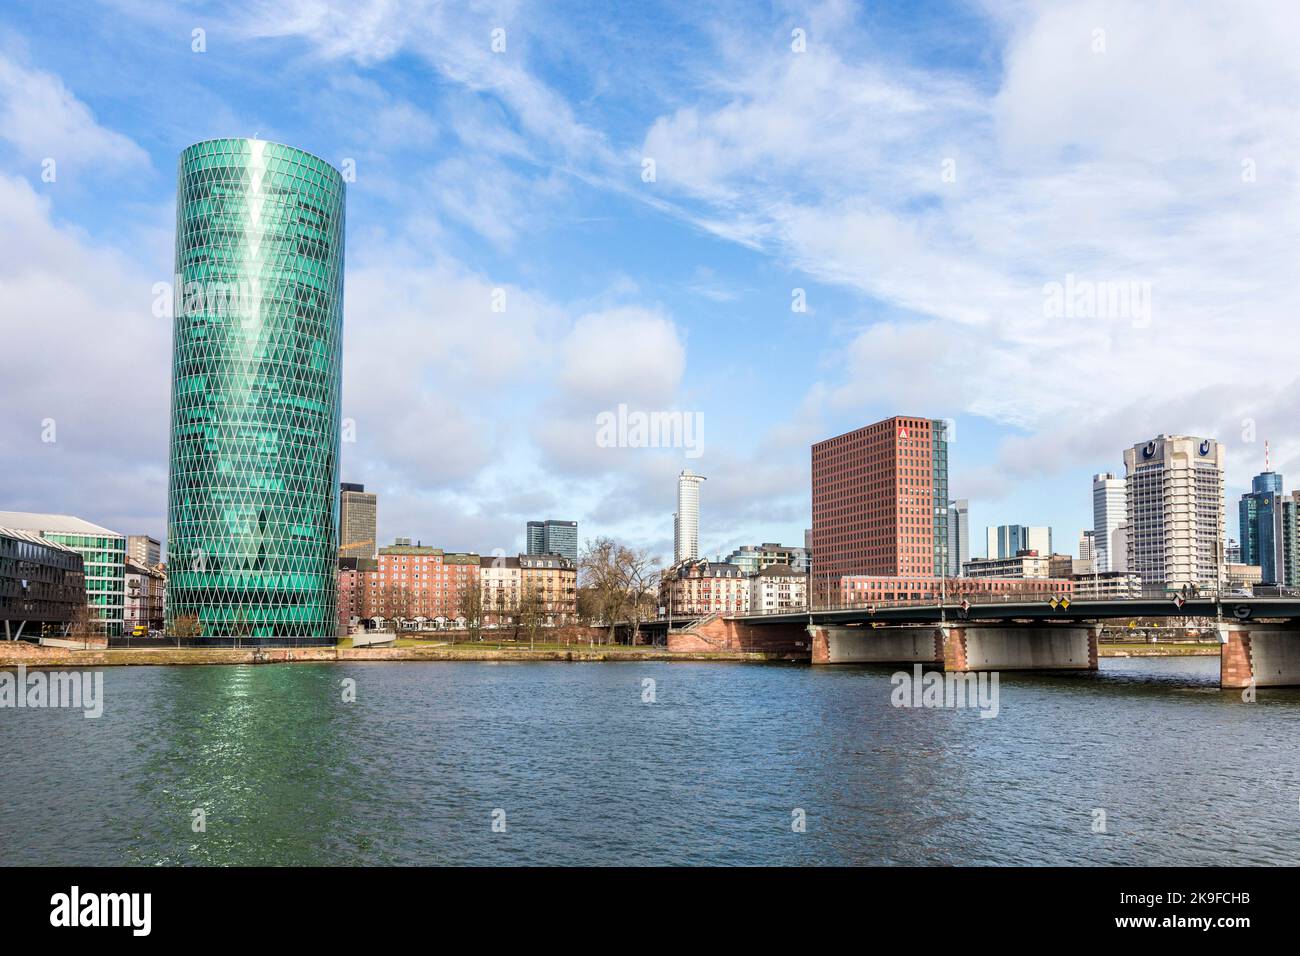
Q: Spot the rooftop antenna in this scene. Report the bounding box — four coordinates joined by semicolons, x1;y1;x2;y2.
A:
1265;439;1271;472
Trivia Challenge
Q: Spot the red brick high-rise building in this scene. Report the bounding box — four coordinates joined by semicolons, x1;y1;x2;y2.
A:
811;416;949;596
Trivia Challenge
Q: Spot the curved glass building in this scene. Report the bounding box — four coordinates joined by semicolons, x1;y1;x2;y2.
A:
166;139;345;643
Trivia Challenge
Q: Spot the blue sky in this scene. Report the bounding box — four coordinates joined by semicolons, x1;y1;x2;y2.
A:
2;0;1298;562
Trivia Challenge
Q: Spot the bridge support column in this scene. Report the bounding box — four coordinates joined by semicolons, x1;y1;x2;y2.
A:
809;625;944;665
941;624;1099;672
1219;625;1300;688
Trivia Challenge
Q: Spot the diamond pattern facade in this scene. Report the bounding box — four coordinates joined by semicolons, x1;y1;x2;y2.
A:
166;139;346;641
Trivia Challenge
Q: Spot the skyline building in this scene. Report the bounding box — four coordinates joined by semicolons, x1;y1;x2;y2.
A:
810;416;949;588
674;470;706;563
340;483;378;560
1122;434;1225;590
128;534;161;567
1079;529;1096;562
1239;467;1285;584
1092;472;1126;572
525;519;578;562
947;498;969;577
985;524;1052;559
165;139;347;642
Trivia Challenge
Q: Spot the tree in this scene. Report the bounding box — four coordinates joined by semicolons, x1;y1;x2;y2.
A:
170;614;203;638
579;537;662;644
517;581;545;647
458;582;485;642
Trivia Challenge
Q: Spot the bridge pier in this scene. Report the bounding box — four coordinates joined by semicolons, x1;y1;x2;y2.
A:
810;623;1099;672
1219;624;1300;688
809;625;942;665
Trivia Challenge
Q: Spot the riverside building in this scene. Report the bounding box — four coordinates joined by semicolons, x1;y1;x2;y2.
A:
165;139;346;643
1123;435;1225;590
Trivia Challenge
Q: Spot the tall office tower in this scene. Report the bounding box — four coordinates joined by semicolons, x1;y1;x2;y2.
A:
128;534;162;567
166;139;346;642
810;416;949;583
674;470;706;563
1123;435;1225;590
985;524;1052;559
947;499;969;577
1239;467;1286;584
526;521;545;555
339;483;377;559
1079;530;1095;562
1092;472;1126;572
525;519;578;561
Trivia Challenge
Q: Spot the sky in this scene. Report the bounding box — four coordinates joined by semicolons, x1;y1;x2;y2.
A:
1;0;1298;563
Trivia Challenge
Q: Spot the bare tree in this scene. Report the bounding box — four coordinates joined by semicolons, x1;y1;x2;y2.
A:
579;537;662;644
458;582;485;642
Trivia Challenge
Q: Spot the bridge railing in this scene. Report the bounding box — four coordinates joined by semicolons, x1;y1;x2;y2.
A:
743;584;1300;617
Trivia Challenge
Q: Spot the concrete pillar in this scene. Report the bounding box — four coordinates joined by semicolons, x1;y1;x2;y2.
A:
809;625;943;665
1218;625;1300;688
941;624;1099;672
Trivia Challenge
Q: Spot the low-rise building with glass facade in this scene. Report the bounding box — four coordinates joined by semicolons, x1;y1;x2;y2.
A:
0;514;120;635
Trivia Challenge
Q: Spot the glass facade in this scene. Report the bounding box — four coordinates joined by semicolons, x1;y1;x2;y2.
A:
42;533;125;635
166;139;346;641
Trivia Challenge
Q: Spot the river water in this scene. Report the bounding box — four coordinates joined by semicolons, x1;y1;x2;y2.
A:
1;657;1297;865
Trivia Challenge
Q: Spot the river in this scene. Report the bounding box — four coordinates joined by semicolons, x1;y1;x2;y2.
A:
1;657;1297;865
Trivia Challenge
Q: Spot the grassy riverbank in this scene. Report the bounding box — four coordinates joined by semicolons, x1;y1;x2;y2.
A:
0;642;784;668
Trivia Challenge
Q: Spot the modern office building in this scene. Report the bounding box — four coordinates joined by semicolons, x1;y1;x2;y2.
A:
986;525;1052;560
0;528;87;641
674;470;706;563
1123;435;1225;590
0;513;124;636
128;535;162;567
1092;472;1126;573
947;499;969;576
165;139;346;642
340;483;378;559
1239;469;1286;584
724;543;810;574
810;416;949;595
525;519;578;562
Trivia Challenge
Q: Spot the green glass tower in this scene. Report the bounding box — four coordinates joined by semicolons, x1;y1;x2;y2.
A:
166;139;346;643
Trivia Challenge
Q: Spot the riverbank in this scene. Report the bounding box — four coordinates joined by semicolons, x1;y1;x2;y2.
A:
0;639;1225;668
1099;642;1220;657
0;642;787;668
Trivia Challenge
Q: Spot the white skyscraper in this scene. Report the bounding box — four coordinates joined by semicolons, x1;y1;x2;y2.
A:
674;469;706;563
1092;472;1126;573
1122;436;1225;589
947;499;969;576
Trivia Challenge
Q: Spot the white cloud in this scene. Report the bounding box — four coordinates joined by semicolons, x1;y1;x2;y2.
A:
0;53;149;172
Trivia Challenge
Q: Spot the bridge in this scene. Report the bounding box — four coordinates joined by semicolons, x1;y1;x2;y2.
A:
662;595;1300;688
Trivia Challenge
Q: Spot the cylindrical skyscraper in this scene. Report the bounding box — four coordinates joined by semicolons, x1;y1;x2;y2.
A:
166;139;345;643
